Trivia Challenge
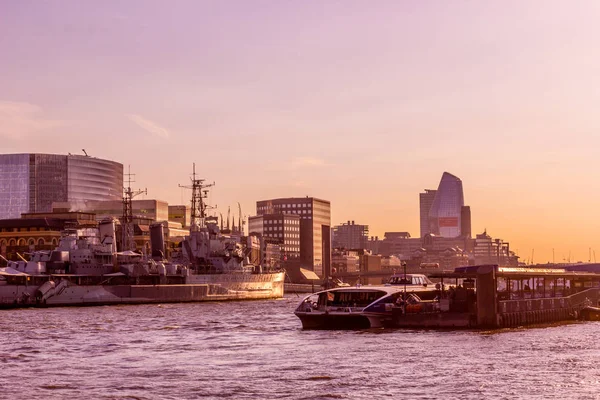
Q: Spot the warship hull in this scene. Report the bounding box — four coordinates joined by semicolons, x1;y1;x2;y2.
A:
0;272;285;308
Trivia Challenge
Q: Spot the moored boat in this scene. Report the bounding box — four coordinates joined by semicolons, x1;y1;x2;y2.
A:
294;273;438;329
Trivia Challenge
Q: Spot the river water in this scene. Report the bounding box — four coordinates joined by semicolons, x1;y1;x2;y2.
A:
1;294;599;400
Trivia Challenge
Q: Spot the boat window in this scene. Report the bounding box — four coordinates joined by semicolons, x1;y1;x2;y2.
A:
328;290;387;307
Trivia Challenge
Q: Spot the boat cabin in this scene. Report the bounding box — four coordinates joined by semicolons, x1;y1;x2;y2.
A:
387;273;433;287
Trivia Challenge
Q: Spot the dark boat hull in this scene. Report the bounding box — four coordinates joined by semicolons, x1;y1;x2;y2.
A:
295;312;372;330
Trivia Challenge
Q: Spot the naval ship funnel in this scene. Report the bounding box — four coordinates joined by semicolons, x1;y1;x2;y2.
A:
150;222;166;260
98;218;117;254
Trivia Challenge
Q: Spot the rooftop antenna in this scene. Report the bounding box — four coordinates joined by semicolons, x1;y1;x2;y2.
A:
178;163;214;231
121;165;147;251
82;149;88;156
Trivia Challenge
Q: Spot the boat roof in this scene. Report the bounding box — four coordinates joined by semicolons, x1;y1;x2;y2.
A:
307;285;435;297
429;265;600;279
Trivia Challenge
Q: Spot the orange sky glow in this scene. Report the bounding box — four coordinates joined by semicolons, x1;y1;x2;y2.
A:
1;1;600;263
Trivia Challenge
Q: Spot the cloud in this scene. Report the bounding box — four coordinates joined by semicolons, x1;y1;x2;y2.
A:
0;101;66;139
127;114;170;139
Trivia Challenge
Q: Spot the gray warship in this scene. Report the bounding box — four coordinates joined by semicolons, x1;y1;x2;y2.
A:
0;167;285;308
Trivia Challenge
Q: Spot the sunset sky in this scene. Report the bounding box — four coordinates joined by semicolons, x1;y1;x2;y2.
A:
2;1;600;263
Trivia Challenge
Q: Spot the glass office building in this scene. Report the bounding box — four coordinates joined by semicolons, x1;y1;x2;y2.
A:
428;172;465;238
67;155;123;204
0;154;123;220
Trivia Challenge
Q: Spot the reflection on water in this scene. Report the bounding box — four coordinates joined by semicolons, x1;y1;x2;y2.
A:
1;295;599;399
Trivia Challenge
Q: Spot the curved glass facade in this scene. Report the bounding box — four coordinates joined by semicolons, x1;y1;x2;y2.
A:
67;155;123;203
428;172;464;238
0;154;123;220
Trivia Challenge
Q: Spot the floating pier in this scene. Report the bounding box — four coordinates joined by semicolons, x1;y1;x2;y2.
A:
391;265;600;329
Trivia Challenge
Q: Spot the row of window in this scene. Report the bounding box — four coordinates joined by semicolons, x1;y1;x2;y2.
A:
280;203;311;209
265;219;300;225
265;226;299;234
0;227;55;233
258;203;312;210
0;238;58;246
282;209;311;215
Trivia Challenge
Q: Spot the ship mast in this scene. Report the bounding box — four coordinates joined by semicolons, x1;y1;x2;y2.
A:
179;163;214;231
121;166;147;251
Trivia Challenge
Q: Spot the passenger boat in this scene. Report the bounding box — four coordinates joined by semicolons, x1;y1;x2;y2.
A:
294;273;438;329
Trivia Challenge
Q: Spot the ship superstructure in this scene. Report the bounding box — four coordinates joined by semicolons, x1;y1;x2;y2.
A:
0;165;285;308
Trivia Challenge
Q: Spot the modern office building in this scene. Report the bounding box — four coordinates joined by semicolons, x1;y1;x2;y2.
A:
248;213;301;260
332;221;369;250
419;189;437;237
168;205;191;228
428;172;469;238
461;206;472;238
256;197;331;277
473;230;518;266
0;153;123;220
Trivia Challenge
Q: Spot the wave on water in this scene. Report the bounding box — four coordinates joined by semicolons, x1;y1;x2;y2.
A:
2;298;600;399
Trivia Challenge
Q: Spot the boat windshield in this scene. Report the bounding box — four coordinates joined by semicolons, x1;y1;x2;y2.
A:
323;290;387;307
388;274;433;286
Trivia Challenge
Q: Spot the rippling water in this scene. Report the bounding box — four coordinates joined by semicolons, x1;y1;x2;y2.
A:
1;294;599;399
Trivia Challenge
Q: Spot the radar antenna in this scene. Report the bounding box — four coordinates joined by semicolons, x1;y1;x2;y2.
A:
122;165;147;251
178;163;214;231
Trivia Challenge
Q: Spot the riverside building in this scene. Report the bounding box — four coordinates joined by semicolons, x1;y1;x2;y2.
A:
332;221;369;250
0;153;123;220
255;197;331;277
248;213;301;260
419;189;437;237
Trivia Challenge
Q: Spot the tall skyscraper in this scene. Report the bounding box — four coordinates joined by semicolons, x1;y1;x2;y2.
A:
461;206;472;239
0;153;123;220
428;172;466;238
419;189;437;238
256;197;331;277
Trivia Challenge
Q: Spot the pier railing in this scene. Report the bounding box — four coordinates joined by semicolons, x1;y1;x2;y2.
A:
498;287;599;314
